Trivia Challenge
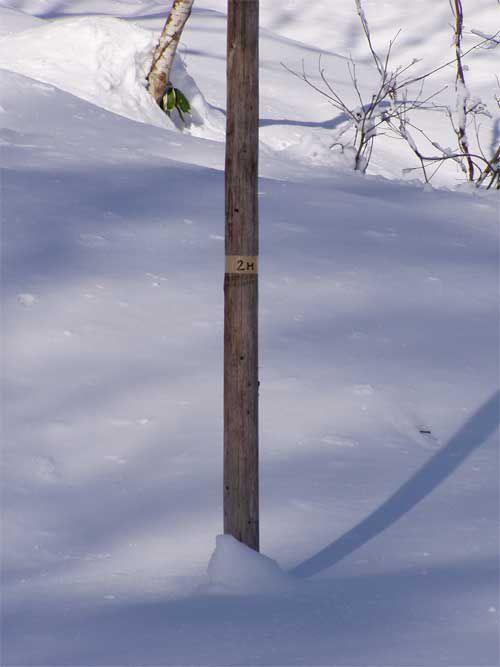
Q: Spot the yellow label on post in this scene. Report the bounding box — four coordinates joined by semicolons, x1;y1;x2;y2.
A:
225;255;258;274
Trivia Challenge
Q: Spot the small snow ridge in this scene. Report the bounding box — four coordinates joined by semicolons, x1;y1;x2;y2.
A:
206;535;296;595
321;435;358;448
353;383;375;396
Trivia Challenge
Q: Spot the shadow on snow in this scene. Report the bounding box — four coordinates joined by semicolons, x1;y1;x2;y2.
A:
291;390;500;577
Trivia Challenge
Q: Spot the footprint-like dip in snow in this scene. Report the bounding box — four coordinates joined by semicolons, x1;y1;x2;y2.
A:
32;455;58;481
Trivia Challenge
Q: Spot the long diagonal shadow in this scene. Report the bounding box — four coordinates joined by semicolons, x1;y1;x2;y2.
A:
291;390;500;578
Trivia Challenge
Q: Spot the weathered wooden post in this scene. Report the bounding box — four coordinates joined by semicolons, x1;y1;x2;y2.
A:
224;0;260;551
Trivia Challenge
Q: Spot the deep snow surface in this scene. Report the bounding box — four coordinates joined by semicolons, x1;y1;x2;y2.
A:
1;1;499;666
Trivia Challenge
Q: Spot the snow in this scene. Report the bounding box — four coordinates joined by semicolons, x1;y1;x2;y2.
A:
206;535;296;594
0;16;165;126
0;15;225;133
16;292;37;307
0;4;42;35
1;1;498;665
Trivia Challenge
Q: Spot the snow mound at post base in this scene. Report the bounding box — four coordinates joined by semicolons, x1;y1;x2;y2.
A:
206;535;297;595
0;15;224;135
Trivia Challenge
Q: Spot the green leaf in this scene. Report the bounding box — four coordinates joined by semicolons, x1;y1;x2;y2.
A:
162;86;191;123
165;87;176;112
175;89;191;114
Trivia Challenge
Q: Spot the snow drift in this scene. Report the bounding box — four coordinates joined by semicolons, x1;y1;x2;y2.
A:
0;16;167;127
0;15;225;135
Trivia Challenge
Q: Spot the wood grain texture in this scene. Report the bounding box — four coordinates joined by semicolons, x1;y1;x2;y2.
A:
224;0;260;551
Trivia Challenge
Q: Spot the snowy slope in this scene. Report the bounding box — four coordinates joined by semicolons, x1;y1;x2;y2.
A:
1;2;499;666
3;0;498;184
0;4;42;34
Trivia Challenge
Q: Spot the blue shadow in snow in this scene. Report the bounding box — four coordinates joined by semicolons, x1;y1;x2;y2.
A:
291;390;500;578
259;113;349;130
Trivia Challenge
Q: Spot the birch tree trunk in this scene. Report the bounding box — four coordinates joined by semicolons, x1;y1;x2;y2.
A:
451;0;475;181
147;0;194;107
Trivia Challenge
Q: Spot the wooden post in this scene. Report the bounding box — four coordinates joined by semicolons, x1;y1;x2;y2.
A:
224;0;260;551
